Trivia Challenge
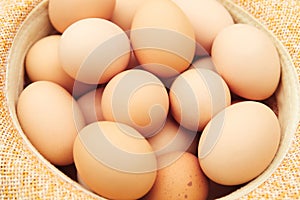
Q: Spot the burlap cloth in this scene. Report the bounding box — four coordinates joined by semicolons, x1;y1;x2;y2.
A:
0;0;299;199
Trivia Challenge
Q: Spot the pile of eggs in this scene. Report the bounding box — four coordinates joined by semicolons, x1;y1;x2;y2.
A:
16;0;282;199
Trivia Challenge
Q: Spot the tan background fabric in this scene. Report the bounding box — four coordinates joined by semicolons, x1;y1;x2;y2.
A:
0;0;299;199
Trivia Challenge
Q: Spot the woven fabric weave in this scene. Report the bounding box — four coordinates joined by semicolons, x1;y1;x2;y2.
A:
0;0;299;199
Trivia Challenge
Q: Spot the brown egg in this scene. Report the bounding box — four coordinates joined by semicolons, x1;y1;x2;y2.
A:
211;24;281;100
17;81;85;166
101;69;169;137
198;101;281;185
131;0;195;78
142;152;209;200
48;0;116;33
111;0;148;31
73;121;157;199
25;35;73;90
25;35;96;98
169;68;231;131
147;115;199;156
77;87;104;125
172;0;234;53
59;18;130;84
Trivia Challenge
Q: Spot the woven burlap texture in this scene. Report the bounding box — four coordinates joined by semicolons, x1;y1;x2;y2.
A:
0;0;299;199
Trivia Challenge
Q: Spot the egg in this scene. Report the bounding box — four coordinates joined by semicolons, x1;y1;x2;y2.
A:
198;101;281;185
73;121;157;199
25;35;74;90
147;115;199;156
211;24;281;100
101;69;169;137
77;87;104;124
142;152;209;200
25;35;96;98
111;0;148;31
130;0;195;78
59;18;131;84
172;0;234;53
169;68;231;131
48;0;116;33
17;81;85;165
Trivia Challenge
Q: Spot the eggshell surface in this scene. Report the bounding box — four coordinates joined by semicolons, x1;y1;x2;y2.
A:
73;121;157;199
211;24;281;100
25;35;74;91
169;68;231;131
142;152;209;200
77;172;92;191
59;18;130;84
111;0;148;31
172;0;234;53
147;115;199;156
48;0;116;32
25;35;94;98
131;0;195;78
101;69;169;137
17;81;85;165
198;101;281;185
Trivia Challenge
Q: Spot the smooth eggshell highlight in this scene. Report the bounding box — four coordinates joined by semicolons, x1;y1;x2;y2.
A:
111;0;148;31
172;0;234;53
59;18;130;84
25;35;95;98
101;69;169;137
170;68;231;131
48;0;116;32
147;115;199;156
73;121;157;199
17;81;85;166
131;0;195;78
211;24;281;100
198;101;281;185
